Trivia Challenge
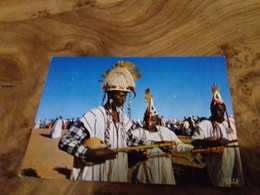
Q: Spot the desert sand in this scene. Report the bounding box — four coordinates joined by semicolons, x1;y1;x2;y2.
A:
20;128;73;180
20;127;209;187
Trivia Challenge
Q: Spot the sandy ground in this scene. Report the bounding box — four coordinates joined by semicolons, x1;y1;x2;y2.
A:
19;128;202;184
20;128;73;180
19;128;193;181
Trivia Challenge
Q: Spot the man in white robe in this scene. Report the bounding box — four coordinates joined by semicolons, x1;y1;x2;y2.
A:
160;116;166;127
61;105;133;181
50;116;62;139
34;119;41;129
131;123;193;185
191;85;244;187
130;89;193;185
59;61;152;182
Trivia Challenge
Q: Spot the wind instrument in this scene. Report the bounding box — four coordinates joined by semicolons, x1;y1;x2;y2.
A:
82;138;225;166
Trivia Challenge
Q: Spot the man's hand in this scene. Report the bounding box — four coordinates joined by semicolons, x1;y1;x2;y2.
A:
217;138;229;146
192;138;229;148
83;148;117;165
158;141;177;153
159;146;172;153
88;148;117;160
205;137;229;147
128;150;147;168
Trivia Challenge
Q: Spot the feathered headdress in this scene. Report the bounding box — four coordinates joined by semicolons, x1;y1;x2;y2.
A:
145;88;158;116
212;84;224;105
211;84;232;130
101;61;142;98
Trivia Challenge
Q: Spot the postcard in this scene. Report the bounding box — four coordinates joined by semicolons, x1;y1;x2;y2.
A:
20;57;244;187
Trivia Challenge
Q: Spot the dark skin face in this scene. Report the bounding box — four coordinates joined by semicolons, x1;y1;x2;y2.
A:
211;103;226;123
111;91;127;108
144;115;159;132
105;91;127;123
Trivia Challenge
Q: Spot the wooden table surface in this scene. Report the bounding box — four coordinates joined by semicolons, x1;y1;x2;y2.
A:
0;0;259;194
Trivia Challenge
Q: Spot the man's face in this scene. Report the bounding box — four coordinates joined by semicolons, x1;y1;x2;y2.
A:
144;115;158;130
211;103;226;122
112;91;127;108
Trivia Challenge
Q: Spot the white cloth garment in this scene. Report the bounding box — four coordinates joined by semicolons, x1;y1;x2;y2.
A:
34;120;41;129
191;117;244;187
131;126;192;185
70;106;132;182
50;118;62;138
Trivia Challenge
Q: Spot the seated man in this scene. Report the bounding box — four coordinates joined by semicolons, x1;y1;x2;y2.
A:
191;84;244;187
130;89;193;185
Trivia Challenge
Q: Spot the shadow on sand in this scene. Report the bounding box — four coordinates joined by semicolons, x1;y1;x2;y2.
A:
20;168;41;178
40;133;51;138
53;167;71;179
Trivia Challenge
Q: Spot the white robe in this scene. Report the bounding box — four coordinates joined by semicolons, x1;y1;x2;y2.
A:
131;126;191;185
50;119;62;138
71;106;132;182
34;120;41;129
191;118;244;187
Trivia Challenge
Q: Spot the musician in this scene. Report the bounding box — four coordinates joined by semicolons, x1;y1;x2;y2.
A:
191;84;244;187
130;89;193;185
58;61;152;182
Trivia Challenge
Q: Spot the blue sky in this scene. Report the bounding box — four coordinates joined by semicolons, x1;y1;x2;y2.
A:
35;57;233;122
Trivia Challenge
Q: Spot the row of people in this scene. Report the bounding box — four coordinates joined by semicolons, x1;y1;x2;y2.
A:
58;61;243;187
34;118;77;130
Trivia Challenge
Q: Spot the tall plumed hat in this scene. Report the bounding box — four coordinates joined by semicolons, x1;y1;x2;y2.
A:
211;84;233;130
211;84;224;105
145;88;158;116
101;61;142;97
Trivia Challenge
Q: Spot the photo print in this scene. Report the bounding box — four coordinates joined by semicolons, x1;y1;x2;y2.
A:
20;57;244;187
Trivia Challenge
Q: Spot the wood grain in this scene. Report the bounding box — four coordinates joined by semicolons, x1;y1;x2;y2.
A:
0;0;123;22
0;0;259;194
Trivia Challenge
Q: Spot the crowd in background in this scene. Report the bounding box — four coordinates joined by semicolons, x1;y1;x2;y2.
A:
132;115;204;137
34;118;78;131
34;114;234;138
